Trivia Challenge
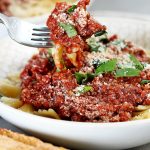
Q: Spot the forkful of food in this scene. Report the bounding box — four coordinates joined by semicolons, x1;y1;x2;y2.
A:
0;0;94;49
0;0;101;70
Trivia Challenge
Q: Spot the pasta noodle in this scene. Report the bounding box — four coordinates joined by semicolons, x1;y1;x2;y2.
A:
135;105;150;111
51;44;64;71
132;109;150;120
18;104;35;114
7;73;21;86
0;97;23;108
0;73;60;119
0;79;21;98
34;109;60;120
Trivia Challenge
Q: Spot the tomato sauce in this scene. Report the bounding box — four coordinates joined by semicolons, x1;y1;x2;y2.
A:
20;0;150;122
46;0;106;68
20;46;150;122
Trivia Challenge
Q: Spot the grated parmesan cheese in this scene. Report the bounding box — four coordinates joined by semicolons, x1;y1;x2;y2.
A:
57;13;75;25
86;34;107;52
117;54;135;69
74;7;88;28
143;63;150;70
109;39;127;51
85;51;113;67
74;85;85;96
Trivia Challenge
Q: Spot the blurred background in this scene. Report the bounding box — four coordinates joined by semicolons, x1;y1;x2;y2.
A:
0;0;76;18
1;0;150;18
90;0;150;15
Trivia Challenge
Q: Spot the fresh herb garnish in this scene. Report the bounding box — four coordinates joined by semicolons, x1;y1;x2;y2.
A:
59;22;77;37
75;72;85;84
75;72;95;85
76;85;93;96
67;5;77;14
95;59;117;75
101;38;109;44
86;37;100;52
129;54;144;70
140;80;150;85
111;39;126;50
0;94;2;98
81;85;93;93
95;30;107;37
92;59;101;68
91;46;101;52
86;31;108;52
115;68;140;77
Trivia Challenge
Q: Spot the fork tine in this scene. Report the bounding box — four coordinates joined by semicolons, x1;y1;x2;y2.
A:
32;33;50;36
29;41;53;48
36;42;53;48
33;26;50;32
31;37;51;42
31;26;52;47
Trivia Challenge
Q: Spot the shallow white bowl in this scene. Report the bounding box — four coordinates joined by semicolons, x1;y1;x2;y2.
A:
1;13;150;150
1;103;150;150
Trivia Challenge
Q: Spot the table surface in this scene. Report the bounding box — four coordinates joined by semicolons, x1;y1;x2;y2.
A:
1;0;150;149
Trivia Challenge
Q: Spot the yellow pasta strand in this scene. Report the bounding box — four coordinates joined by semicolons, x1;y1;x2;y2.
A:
19;104;35;114
132;109;150;120
0;80;21;98
135;105;150;111
66;53;78;67
7;72;21;85
0;97;23;108
51;44;65;71
34;109;60;120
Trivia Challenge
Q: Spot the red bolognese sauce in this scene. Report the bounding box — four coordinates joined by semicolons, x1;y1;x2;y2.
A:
20;0;150;122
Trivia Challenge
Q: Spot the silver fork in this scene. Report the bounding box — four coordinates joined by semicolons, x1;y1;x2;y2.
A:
0;13;53;48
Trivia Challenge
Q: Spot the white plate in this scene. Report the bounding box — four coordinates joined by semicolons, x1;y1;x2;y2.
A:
1;14;150;150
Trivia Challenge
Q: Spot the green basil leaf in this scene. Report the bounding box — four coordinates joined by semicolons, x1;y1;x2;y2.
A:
115;68;140;77
59;22;77;37
86;31;107;52
95;59;117;75
95;30;107;37
67;5;77;14
140;80;150;85
100;38;109;44
76;85;93;96
75;72;86;84
81;85;93;93
83;73;95;84
129;54;144;70
90;46;100;52
86;38;100;52
75;72;95;84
